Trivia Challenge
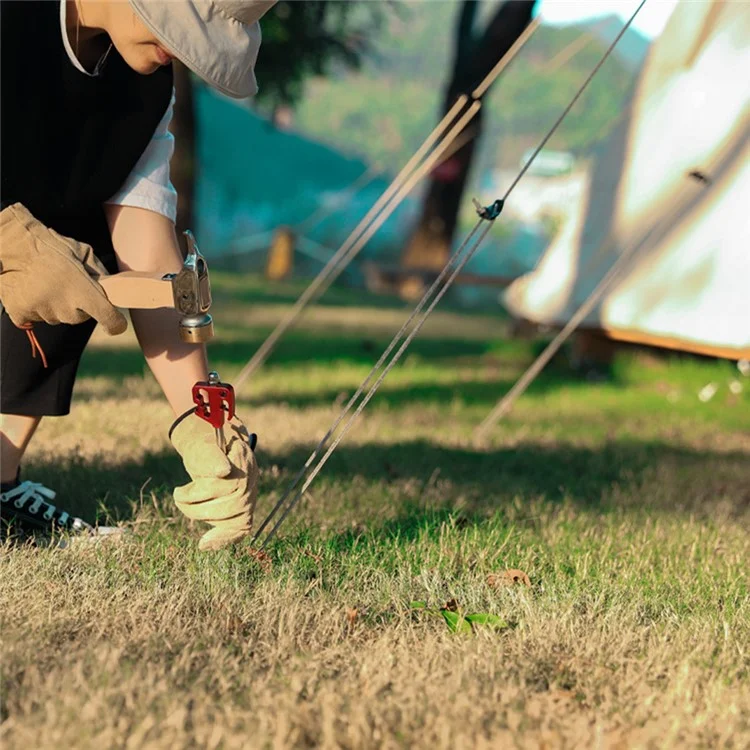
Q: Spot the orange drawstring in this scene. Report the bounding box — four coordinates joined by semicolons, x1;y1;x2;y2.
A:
18;323;48;368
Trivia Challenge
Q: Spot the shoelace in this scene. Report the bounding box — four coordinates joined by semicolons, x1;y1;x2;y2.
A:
1;480;71;524
18;323;48;368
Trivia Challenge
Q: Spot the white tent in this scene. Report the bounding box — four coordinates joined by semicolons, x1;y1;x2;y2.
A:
504;0;750;360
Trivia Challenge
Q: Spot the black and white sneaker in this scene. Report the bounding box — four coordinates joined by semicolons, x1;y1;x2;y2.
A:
1;479;123;545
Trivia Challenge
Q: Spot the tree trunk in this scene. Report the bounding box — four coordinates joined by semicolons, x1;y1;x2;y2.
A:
170;62;197;237
400;0;536;272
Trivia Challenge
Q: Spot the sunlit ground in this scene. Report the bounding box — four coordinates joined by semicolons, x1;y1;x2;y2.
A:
2;273;748;748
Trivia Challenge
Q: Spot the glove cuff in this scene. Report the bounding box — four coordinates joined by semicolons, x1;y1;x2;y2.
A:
169;407;259;451
169;407;197;441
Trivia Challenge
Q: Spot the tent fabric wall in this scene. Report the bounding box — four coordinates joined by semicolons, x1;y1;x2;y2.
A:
193;88;409;259
503;0;750;359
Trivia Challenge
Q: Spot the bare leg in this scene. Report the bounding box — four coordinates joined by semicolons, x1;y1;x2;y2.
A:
0;414;41;483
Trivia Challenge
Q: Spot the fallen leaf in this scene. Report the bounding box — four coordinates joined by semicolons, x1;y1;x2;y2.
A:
441;609;472;634
464;613;509;630
444;598;460;612
246;548;272;571
488;569;531;588
345;608;358;629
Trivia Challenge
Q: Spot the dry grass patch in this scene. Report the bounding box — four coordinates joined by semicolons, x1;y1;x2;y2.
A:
3;511;748;748
2;277;749;748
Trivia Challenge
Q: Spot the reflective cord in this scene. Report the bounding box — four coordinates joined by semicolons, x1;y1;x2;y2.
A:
234;100;481;391
251;1;648;548
471;16;542;99
251;220;487;544
476;236;652;438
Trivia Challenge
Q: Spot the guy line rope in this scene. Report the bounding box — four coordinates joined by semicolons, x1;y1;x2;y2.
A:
251;0;649;550
477;145;727;437
233;16;542;391
477;211;677;438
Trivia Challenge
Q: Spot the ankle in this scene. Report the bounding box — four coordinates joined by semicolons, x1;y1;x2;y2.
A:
1;462;21;486
1;474;20;491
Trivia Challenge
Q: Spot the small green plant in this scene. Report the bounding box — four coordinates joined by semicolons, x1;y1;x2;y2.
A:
410;600;509;634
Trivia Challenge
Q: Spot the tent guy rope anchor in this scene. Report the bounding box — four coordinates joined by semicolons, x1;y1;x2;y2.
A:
250;0;649;551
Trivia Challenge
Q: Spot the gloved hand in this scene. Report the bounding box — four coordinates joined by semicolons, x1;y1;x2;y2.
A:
0;202;127;334
169;410;259;551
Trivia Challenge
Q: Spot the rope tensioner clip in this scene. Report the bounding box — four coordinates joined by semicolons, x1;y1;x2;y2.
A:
472;198;505;221
192;371;235;454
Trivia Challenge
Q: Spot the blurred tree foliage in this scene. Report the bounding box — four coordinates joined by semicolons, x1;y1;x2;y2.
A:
293;3;642;173
253;0;394;109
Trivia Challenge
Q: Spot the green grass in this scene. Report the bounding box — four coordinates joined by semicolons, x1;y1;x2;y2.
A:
2;274;748;748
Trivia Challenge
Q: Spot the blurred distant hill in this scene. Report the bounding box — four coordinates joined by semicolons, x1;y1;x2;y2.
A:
280;6;650;176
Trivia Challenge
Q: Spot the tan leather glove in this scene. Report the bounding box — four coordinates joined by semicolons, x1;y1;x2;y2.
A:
169;410;259;552
0;203;127;334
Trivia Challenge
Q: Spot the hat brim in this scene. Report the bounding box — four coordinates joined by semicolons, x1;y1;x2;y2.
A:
129;0;266;98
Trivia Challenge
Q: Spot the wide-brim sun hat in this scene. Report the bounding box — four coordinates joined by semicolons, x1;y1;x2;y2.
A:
128;0;277;98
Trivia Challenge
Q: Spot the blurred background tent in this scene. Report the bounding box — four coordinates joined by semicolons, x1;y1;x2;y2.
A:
192;86;409;276
503;0;750;360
